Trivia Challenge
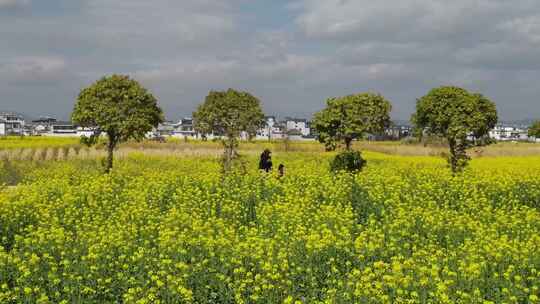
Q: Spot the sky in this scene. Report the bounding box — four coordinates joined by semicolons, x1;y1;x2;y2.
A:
1;0;540;121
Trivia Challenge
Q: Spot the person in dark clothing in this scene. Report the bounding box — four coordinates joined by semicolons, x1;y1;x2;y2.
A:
259;149;273;172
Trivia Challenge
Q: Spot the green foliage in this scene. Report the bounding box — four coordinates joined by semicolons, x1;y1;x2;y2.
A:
312;93;392;150
193;89;265;139
528;121;540;139
330;150;367;173
80;134;101;147
72;74;164;172
326;142;338;152
0;158;22;186
193;89;265;172
412;86;498;173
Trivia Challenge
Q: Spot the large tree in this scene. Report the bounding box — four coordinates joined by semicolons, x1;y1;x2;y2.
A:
412;86;498;173
528;121;540;139
193;89;265;172
312;93;392;151
72;75;164;173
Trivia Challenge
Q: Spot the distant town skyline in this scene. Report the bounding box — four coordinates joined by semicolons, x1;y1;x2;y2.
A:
1;109;538;128
1;1;540;121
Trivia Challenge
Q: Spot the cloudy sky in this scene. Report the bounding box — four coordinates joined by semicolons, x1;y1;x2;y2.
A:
1;0;540;121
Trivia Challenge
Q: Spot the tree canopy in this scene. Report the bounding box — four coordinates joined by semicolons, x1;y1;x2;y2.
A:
193;89;265;172
72;74;164;173
312;93;392;151
412;86;498;172
529;121;540;139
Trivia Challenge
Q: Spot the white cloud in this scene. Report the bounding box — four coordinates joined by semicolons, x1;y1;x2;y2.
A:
294;0;540;42
293;0;540;72
498;15;540;44
0;56;67;82
1;0;540;119
84;0;239;48
455;42;540;69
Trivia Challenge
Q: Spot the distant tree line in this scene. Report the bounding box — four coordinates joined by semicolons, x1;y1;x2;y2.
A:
72;74;499;174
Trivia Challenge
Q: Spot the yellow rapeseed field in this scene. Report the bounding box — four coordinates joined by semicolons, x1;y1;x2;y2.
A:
1;149;540;303
0;136;81;150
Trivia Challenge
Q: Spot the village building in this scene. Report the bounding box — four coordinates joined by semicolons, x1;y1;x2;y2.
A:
31;117;58;135
172;118;198;139
31;117;95;137
285;117;311;137
6;110;540;145
385;125;413;140
0;112;26;136
256;116;288;140
49;121;77;136
156;121;176;137
256;116;276;140
489;125;529;142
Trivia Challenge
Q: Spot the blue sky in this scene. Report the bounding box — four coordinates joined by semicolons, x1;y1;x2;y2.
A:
1;0;540;121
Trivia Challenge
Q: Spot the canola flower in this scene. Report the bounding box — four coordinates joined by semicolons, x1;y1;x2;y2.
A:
0;136;81;150
1;152;540;303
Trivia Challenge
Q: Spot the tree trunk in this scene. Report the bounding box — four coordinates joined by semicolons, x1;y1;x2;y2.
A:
448;138;457;173
105;135;116;174
345;137;353;151
222;136;237;174
448;136;468;173
225;143;232;172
